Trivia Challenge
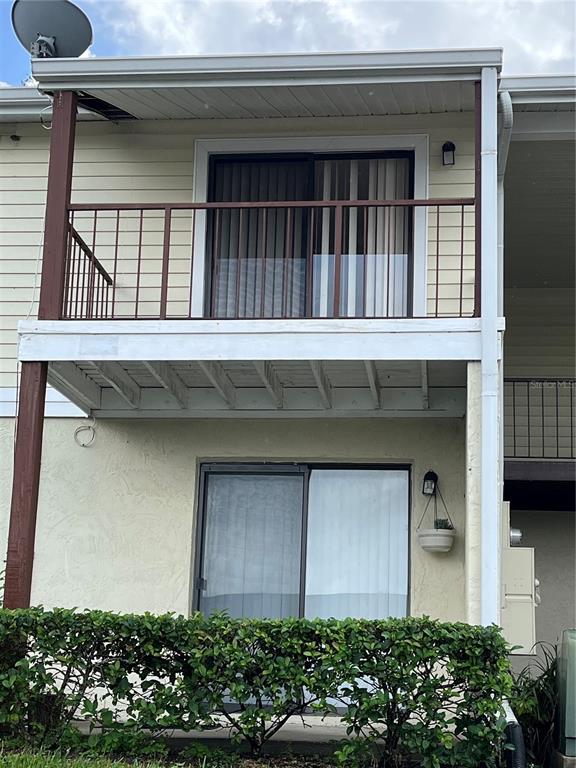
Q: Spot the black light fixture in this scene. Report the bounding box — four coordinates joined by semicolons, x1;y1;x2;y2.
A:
422;470;438;496
442;141;456;166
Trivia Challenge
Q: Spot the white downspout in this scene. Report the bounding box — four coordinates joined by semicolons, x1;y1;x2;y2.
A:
495;91;513;620
480;67;500;626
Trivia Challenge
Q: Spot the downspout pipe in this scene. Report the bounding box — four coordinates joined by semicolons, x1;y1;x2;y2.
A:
498;91;514;315
503;700;527;768
480;67;500;626
497;91;513;587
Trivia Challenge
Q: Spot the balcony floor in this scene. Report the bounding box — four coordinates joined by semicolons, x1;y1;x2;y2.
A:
17;317;496;418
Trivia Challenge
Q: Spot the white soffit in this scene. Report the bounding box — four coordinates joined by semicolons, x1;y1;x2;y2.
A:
30;48;502;120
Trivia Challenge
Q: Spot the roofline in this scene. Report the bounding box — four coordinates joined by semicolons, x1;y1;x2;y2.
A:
31;48;503;91
500;75;576;104
0;87;99;123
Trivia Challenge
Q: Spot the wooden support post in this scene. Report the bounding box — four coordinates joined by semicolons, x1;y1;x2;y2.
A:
38;91;78;320
3;363;48;608
4;91;76;607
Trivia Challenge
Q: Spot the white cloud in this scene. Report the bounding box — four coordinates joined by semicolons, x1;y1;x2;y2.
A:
84;0;575;74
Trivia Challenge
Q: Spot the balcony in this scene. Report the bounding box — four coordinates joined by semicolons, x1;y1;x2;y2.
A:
19;197;487;418
62;198;478;321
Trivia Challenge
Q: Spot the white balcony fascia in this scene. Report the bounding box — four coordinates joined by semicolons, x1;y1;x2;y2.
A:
18;318;504;364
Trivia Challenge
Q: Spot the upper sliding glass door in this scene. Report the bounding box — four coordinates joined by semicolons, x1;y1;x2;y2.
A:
196;465;410;620
207;153;414;319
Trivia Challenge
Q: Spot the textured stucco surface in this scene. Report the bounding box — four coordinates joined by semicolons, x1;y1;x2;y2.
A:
0;417;466;619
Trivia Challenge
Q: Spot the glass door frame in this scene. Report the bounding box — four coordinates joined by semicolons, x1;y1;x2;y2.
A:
192;462;412;617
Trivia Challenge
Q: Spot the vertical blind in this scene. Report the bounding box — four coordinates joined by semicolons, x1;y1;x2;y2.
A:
208;154;413;318
198;466;409;620
199;473;303;619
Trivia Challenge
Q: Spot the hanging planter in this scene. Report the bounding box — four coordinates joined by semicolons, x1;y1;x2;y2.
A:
417;523;456;553
417;471;456;553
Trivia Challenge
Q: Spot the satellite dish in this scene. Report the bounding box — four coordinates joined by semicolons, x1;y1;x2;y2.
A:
12;0;93;58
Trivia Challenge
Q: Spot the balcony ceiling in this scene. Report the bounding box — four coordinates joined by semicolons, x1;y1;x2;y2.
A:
29;49;502;121
45;358;468;418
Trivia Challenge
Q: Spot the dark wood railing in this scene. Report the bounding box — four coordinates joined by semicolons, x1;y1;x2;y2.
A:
504;378;576;460
63;198;477;320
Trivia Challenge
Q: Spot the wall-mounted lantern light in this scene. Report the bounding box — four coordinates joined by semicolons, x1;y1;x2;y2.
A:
422;470;438;496
442;141;456;166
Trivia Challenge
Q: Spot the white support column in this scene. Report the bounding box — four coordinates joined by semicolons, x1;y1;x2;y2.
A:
466;361;482;624
480;67;501;626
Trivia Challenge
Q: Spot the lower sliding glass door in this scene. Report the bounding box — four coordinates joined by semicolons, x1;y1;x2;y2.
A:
196;464;409;620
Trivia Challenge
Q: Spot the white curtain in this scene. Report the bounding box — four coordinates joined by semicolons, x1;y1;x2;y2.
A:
304;469;409;620
199;473;303;618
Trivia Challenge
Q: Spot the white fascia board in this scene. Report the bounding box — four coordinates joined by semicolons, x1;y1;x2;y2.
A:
0;87;50;122
0;86;101;122
500;75;576;105
31;48;502;91
18;318;504;363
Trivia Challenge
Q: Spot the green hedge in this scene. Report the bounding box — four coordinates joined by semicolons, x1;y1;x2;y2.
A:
0;609;511;767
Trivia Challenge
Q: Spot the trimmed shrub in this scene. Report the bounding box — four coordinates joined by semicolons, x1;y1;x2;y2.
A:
0;609;511;766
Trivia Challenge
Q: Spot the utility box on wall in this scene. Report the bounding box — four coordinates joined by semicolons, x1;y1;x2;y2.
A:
500;502;537;655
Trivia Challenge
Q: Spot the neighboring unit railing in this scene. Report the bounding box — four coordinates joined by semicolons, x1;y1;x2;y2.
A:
63;199;477;321
504;379;576;460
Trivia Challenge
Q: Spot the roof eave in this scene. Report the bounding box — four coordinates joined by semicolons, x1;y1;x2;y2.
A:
31;48;503;92
500;75;576;105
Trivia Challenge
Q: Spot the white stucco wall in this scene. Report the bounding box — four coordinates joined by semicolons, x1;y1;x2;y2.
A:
0;416;466;620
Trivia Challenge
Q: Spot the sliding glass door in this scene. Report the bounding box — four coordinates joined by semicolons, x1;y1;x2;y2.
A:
207;152;414;319
196;465;409;620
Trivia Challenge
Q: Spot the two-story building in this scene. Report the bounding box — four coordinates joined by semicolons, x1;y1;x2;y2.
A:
0;49;573;651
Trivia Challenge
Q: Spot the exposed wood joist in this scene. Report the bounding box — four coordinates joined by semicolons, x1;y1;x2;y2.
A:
143;361;190;409
48;362;101;412
93;361;141;409
253;361;283;408
198;361;236;407
364;361;381;409
96;385;467;417
421;361;429;409
310;361;332;409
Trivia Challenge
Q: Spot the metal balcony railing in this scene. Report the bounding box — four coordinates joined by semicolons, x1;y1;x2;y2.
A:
504;378;576;460
62;198;478;321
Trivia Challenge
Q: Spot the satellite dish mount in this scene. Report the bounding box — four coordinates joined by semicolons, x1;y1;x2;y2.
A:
31;35;56;58
12;0;93;59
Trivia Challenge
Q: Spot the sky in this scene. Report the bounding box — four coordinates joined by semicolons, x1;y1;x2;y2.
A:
1;0;575;87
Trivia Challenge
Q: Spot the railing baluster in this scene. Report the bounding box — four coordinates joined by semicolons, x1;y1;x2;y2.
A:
435;205;440;318
188;210;196;319
305;207;314;318
134;209;144;319
386;204;392;317
111;210;120;319
333;203;343;318
160;207;171;320
236;207;244;318
459;204;465;317
556;381;560;458
260;208;268;318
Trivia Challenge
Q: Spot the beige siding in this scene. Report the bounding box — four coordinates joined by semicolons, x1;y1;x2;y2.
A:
0;112;475;402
